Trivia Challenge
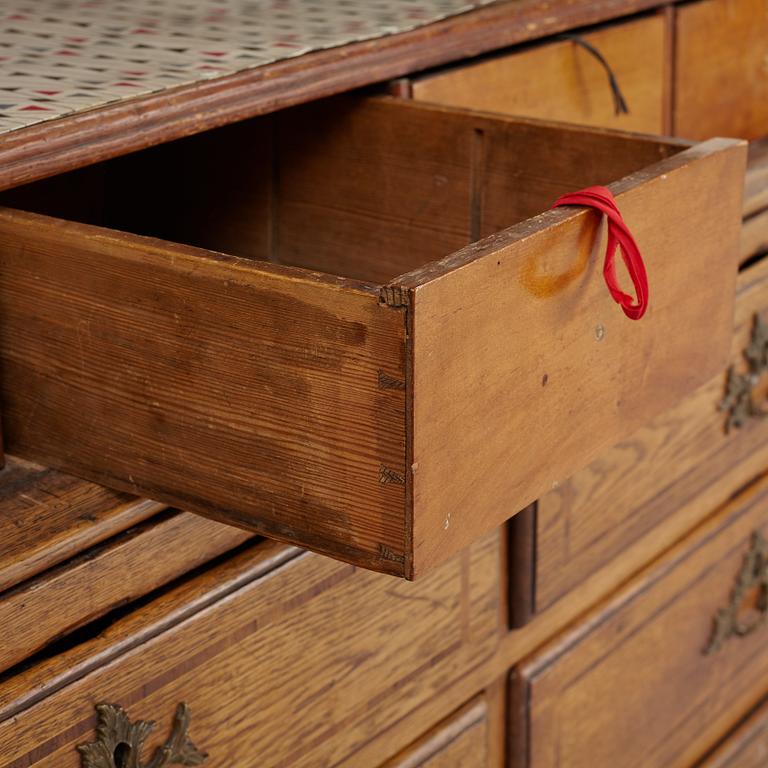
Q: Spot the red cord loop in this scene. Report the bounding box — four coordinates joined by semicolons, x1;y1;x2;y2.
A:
552;185;648;320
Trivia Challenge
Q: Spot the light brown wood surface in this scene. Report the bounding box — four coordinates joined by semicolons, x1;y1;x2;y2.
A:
0;456;163;593
520;252;768;614
0;510;252;674
675;0;768;140
697;698;768;767
395;133;745;575
510;475;768;768
412;15;666;133
0;532;500;768
0;208;408;575
381;697;489;768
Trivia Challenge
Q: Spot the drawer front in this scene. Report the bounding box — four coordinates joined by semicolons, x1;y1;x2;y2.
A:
409;15;666;133
510;477;768;768
0;531;500;767
511;250;768;623
381;697;490;768
697;698;768;767
675;0;768;140
0;97;746;577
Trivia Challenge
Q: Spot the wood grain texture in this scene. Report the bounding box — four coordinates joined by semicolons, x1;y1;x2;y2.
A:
0;209;408;575
277;97;685;282
0;510;252;674
395;135;745;575
0;0;677;193
412;15;666;133
510;475;768;768
697;698;768;767
0;456;163;593
741;208;768;263
380;697;489;768
744;139;768;217
675;0;768;140
0;532;501;768
527;252;768;614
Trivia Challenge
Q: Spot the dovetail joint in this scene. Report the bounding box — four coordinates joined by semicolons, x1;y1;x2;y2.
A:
378;544;406;564
380;285;410;308
379;465;406;485
378;371;406;390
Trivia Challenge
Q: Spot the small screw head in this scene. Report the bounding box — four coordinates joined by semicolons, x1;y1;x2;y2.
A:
595;324;605;341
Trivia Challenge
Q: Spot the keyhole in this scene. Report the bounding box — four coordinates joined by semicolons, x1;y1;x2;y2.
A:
113;742;132;768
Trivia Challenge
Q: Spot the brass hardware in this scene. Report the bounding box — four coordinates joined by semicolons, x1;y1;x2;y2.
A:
78;702;207;768
704;531;768;655
720;314;768;431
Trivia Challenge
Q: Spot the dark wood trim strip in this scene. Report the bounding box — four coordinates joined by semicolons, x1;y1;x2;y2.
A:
0;0;670;192
508;504;538;628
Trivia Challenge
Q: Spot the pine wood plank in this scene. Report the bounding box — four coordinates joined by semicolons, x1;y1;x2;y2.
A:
0;210;408;575
0;510;252;674
0;456;163;593
392;135;745;575
412;15;666;133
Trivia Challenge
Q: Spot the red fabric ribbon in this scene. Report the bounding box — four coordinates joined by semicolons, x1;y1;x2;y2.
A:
552;185;648;320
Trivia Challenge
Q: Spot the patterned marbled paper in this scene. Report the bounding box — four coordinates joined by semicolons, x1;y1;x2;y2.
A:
0;0;497;134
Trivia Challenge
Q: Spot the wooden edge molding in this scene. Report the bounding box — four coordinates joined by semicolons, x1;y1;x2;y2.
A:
0;0;670;192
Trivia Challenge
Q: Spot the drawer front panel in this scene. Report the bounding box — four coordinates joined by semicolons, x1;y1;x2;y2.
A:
382;697;490;768
675;0;768;140
518;253;768;618
411;15;666;133
510;478;768;768
0;532;500;767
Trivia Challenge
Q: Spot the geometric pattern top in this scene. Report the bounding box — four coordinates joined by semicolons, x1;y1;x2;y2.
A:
0;0;497;135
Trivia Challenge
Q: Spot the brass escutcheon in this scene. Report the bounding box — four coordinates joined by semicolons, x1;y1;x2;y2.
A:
720;313;768;431
704;531;768;655
77;702;207;768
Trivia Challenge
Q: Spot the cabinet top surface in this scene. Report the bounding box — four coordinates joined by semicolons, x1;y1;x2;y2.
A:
0;0;497;136
0;0;668;190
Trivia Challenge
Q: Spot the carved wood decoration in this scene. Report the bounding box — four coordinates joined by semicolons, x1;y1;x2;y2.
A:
720;313;768;431
77;703;207;768
704;531;768;655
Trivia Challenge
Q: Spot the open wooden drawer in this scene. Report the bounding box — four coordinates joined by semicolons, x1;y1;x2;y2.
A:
0;95;746;578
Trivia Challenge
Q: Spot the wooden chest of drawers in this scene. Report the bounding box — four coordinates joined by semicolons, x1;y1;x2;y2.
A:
2;0;768;766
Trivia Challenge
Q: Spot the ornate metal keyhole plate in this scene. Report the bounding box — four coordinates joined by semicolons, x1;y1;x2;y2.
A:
704;531;768;655
720;313;768;431
77;702;208;768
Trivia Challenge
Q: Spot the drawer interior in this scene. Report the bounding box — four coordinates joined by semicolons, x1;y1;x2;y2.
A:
0;95;687;285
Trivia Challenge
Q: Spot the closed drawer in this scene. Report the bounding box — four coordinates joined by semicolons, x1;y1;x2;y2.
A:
509;475;768;768
0;96;745;577
0;529;500;767
408;15;666;133
381;697;491;768
510;246;768;625
697;698;768;767
675;0;768;140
